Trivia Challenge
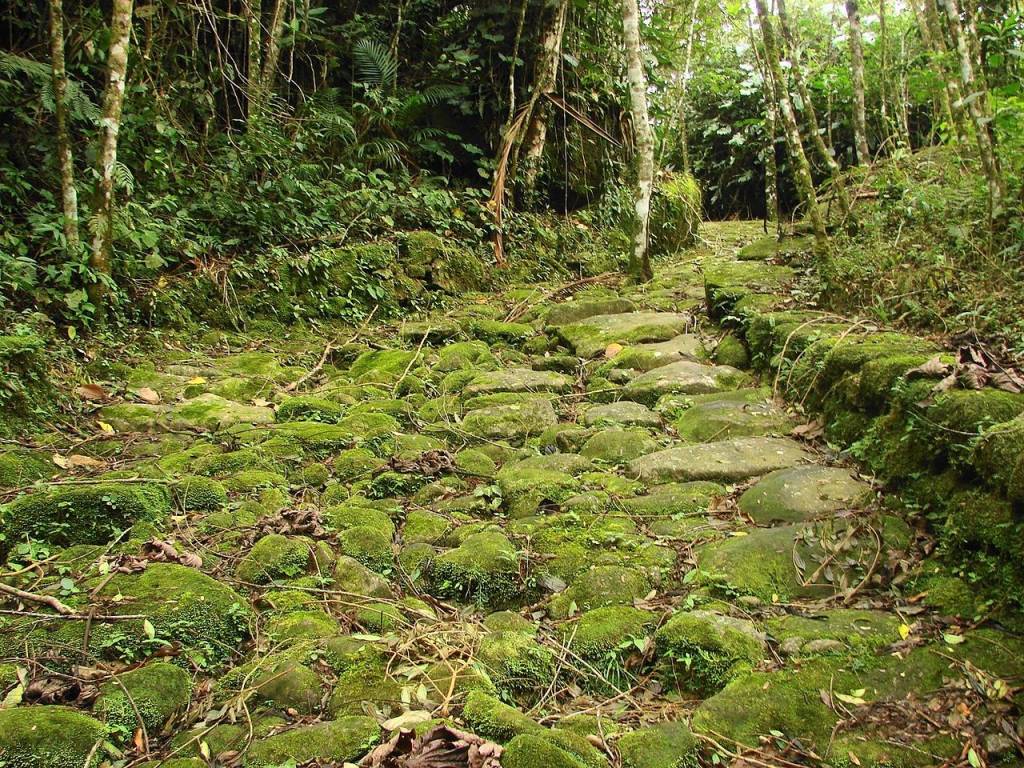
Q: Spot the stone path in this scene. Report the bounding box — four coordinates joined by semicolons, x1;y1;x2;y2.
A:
1;222;1021;768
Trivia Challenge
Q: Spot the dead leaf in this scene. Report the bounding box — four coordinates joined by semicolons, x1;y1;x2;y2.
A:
362;724;502;768
75;383;109;401
252;398;272;407
791;420;824;440
604;342;624;359
906;356;951;379
23;675;98;706
141;539;203;569
132;387;161;404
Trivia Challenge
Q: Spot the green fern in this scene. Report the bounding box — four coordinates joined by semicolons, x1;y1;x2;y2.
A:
0;51;99;122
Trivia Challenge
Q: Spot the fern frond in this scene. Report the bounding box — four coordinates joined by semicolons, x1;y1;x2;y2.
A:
353;39;398;90
113;161;135;195
0;51;98;122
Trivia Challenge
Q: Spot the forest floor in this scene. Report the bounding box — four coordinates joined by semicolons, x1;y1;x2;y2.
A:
1;221;1022;768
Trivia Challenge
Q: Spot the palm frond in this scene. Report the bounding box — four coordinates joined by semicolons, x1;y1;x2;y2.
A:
352;39;398;90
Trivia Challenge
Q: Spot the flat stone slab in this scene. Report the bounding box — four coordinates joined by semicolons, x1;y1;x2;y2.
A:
463;368;573;397
738;466;872;524
605;334;705;373
621;360;750;406
460;399;558;445
167;394;275;432
673;398;794;442
545;296;636;326
628;437;811;483
584;401;662;427
556;312;692;358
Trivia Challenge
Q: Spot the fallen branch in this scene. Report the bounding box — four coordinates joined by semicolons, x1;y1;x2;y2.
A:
0;582;74;615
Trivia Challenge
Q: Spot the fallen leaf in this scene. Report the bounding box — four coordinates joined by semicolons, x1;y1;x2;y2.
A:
132;387;160;404
381;710;432;731
75;383;109;401
898;623;911;640
97;421;116;434
942;632;965;645
604;342;623;359
187;376;207;385
66;454;106;468
906;356;951;378
835;692;867;706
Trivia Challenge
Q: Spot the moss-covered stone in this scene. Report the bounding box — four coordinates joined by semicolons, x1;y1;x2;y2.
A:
0;482;170;555
673;397;792;442
96;661;192;735
332;447;386;482
0;706;107;768
466;319;535;345
167;394;275;431
276;395;347;423
580;428;658;464
174;475;228;511
223;469;288;494
656;610;765;694
548;565;650;619
461;399;559;446
767;609;899;656
244;716;380;767
617;721;699;768
738;466;871;524
477;630;554;694
0;449;56;489
496;461;581;518
339;524;394;571
501;733;592;768
713;335;749;368
621;361;750;406
629;437;810;484
462;689;541;742
236;534;313;583
334;555;391;598
565;606;654;659
556;312;691;359
431;531;522;606
620;481;723;519
328;652;403;716
266;610;340;643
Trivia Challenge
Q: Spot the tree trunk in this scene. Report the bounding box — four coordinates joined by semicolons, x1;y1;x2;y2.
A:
49;0;79;254
845;0;870;164
518;0;570;201
777;0;851;220
919;0;971;142
622;0;654;282
754;0;827;250
260;0;287;106
678;0;699;176
88;0;133;320
939;0;1005;210
765;97;781;237
244;0;263;126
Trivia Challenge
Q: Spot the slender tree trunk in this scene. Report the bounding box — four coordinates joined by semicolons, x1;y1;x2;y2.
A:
678;0;699;176
518;0;570;201
244;0;263;126
777;0;851;220
845;0;870;163
622;0;654;282
48;0;79;253
939;0;1005;210
765;98;781;237
754;0;827;250
88;0;133;320
260;0;287;106
920;0;971;142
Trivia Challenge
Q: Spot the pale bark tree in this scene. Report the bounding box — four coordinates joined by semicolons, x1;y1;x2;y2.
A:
777;0;852;220
754;0;826;249
916;0;971;142
88;0;134;318
48;0;79;253
518;0;570;199
678;0;699;176
939;0;1005;210
845;0;870;164
261;0;287;103
243;0;263;126
747;13;781;236
622;0;655;282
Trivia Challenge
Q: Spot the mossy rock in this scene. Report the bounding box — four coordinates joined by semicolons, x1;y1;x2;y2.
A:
266;610;340;643
98;563;251;667
0;482;170;555
339;524;394;571
461;399;559;446
463;368;573;398
328;653;403;716
243;716;380;767
465;319;535;345
672;397;792;442
767;609;899;657
971;411;1024;502
236;534;313;583
704;261;795;319
629;437;810;484
166;394;275;431
0;449;56;489
276;395;347;423
431;531;523;606
655;610;766;694
565;605;654;660
617;721;699;768
96;661;192;735
583;401;661;428
334;555;392;598
222;469;288;495
649;172;701;256
620;481;724;519
713;335;749;369
462;689;541;742
477;630;554;694
546;297;636;327
332;447;386;482
548;565;650;619
174;475;228;511
738;466;872;525
620;360;750;407
0;706;107;768
347;349;417;383
556;312;691;359
220;652;324;713
326;503;396;537
496;462;581;518
501;733;599;768
580;428;658;464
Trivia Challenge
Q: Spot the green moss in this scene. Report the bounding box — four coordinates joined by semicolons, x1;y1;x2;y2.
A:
477;630;554;694
326;503;395;536
328;652;403;715
96;661;192;735
455;447;497;476
348;349;417;383
174;475;227;511
566;606;654;659
403;509;450;544
0;482;170;555
222;469;288;495
971;412;1024;502
0;706;107;768
617;722;699;768
99;563;251;667
713;335;749;368
431;531;523;606
655;610;765;694
332;447;386;482
0;449;54;489
501;734;591;768
467;319;534;345
766;609;899;656
548;565;651;619
339;524;394;571
292;461;329;487
276;395;347;423
334;555;391;597
244;716;380;767
353;601;405;632
266;610;340;643
236;534;312;583
462;689;541;742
